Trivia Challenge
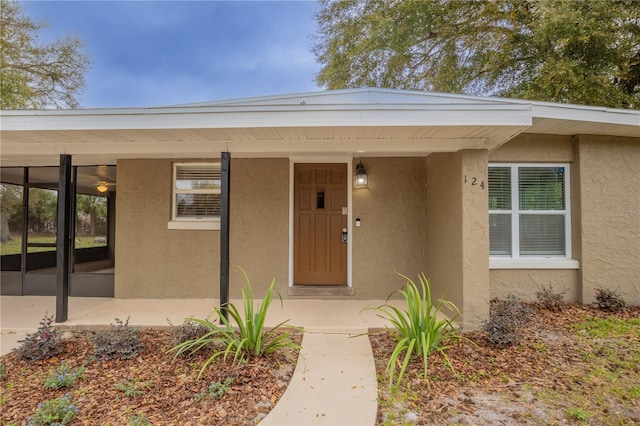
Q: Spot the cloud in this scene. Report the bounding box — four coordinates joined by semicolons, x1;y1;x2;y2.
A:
21;0;323;108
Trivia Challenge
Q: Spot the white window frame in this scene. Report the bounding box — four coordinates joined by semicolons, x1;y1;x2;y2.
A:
167;162;221;231
489;163;578;270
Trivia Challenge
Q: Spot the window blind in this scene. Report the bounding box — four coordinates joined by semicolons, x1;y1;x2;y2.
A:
489;213;512;255
488;167;511;210
519;214;565;255
173;163;221;219
489;164;569;258
518;167;565;210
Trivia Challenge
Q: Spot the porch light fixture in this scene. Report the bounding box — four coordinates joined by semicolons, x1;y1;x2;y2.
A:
354;161;368;188
96;181;109;193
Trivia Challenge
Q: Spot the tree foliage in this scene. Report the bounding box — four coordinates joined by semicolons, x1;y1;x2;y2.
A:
1;0;90;109
0;183;22;242
313;0;640;109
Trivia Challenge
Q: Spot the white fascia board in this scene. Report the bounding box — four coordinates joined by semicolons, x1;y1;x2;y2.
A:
0;103;532;132
531;103;640;127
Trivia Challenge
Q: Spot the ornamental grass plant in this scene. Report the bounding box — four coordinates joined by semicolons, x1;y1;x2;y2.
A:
168;268;300;378
370;272;461;386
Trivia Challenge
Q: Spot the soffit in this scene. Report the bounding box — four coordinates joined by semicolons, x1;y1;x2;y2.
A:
0;99;532;166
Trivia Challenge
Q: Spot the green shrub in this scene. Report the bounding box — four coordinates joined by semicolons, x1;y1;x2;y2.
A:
170;318;209;348
27;393;78;426
168;268;300;378
16;314;63;361
116;379;152;398
0;362;6;379
126;410;151;426
536;285;565;312
595;288;627;312
92;317;142;361
369;272;460;386
44;362;85;389
194;378;233;402
482;295;533;348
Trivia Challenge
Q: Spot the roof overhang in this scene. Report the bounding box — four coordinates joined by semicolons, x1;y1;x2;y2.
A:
1;88;638;167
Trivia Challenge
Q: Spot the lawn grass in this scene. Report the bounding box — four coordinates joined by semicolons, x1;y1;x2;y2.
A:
0;235;106;256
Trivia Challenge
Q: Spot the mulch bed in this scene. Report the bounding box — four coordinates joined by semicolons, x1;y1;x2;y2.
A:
1;329;300;425
370;303;640;425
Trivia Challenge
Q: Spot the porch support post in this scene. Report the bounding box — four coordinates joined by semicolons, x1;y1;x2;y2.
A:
219;152;231;321
56;154;72;323
426;150;489;329
20;168;29;294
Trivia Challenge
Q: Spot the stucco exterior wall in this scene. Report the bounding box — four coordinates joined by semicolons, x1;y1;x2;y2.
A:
228;158;289;297
489;133;574;163
115;159;218;298
488;133;581;302
425;153;463;308
115;158;289;298
426;150;489;327
460;150;490;325
577;135;640;305
352;157;428;298
490;269;579;301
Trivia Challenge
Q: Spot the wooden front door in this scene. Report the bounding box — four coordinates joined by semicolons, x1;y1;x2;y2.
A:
294;163;348;285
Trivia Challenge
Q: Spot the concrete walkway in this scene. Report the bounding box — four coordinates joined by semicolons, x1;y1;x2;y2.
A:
1;296;401;425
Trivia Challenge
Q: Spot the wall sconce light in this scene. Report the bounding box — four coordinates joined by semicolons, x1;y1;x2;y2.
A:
354;161;368;188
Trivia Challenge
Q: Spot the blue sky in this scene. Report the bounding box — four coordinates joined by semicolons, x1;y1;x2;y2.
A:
20;1;322;108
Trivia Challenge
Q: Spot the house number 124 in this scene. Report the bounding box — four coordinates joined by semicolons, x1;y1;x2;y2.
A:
464;175;485;190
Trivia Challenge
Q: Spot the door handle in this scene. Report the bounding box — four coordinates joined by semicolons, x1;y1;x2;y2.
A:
342;228;348;242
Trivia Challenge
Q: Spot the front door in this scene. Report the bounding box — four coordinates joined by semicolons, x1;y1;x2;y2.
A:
294;163;348;285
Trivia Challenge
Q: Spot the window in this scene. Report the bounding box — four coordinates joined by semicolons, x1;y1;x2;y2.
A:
489;164;574;266
169;163;221;230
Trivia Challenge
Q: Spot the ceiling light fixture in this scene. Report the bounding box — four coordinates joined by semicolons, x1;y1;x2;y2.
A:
96;181;109;193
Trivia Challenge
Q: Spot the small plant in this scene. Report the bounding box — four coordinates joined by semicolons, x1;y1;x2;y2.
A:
482;295;533;348
168;268;300;378
594;288;627;312
116;378;152;397
126;410;151;426
27;393;78;426
369;272;461;385
16;314;63;361
194;377;233;402
565;407;589;421
44;362;85;389
92;317;142;360
0;362;6;379
536;285;565;312
169;318;209;348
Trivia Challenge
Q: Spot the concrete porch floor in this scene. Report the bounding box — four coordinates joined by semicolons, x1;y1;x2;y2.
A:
0;295;403;333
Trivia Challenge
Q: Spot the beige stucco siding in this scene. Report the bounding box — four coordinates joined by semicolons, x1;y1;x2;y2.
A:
116;157;429;300
577;135;640;305
489;133;574;163
426;150;489;327
426;154;463;308
489;133;640;307
115;159;218;298
115;158;289;298
228;158;289;296
352;157;428;298
490;269;579;301
488;133;581;303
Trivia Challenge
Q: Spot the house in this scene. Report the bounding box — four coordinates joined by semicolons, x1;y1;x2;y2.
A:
1;89;638;326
